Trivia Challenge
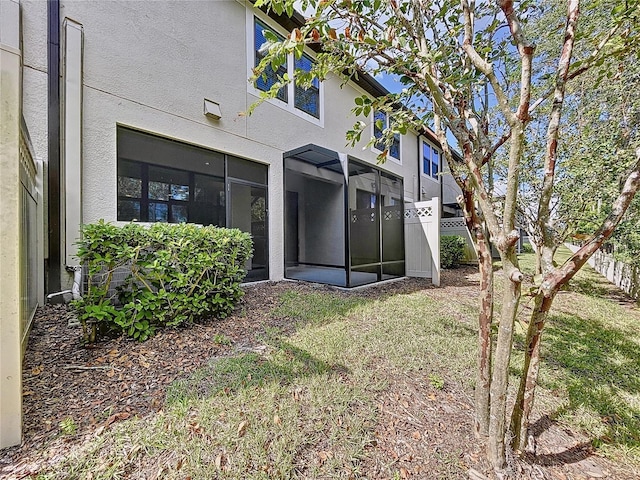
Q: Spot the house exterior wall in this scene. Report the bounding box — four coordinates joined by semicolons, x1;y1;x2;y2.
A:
20;0;434;285
441;160;462;209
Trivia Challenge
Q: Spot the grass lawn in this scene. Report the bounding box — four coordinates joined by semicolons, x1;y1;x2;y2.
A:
28;249;640;479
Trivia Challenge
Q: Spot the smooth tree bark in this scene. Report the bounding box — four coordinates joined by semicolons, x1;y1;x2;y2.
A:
435;112;494;439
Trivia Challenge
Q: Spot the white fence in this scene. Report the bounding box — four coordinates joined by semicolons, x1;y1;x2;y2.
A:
565;244;640;302
405;198;440;286
20;122;42;352
1;1;44;448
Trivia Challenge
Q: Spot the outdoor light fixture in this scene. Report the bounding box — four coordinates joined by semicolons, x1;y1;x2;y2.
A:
204;98;222;120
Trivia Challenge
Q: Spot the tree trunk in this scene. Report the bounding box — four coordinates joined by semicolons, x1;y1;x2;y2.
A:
510;292;554;452
534;247;542;276
475;233;493;438
487;251;523;470
457;180;494;439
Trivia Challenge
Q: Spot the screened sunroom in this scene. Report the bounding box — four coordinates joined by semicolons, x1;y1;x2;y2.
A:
283;144;405;288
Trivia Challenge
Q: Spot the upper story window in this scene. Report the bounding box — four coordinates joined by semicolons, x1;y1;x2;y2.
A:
250;15;323;124
254;18;288;103
373;110;401;163
422;140;440;181
294;54;320;118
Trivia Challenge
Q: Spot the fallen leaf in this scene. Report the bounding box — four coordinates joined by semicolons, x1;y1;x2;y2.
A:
189;422;204;435
139;355;150;368
400;466;410;478
237;420;249;437
105;412;131;427
215;452;225;469
318;450;333;464
31;365;44;375
273;415;282;426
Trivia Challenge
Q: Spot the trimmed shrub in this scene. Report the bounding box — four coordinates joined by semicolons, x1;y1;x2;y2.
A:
441;235;466;269
74;221;252;342
521;242;535;254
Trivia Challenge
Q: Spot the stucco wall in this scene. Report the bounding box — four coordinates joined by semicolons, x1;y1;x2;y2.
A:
21;0;429;283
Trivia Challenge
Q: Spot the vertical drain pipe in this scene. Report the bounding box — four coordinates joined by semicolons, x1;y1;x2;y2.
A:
47;0;61;293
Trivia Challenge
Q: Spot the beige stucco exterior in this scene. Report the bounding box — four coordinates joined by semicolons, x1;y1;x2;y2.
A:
19;0;442;286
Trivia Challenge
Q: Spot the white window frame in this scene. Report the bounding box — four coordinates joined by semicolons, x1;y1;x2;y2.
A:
246;9;324;127
421;138;441;183
371;110;402;164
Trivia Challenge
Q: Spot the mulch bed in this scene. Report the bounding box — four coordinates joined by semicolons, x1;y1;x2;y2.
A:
1;270;637;479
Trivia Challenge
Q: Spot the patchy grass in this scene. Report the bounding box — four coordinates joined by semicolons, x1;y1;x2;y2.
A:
32;252;640;477
37;288;477;479
513;247;640;464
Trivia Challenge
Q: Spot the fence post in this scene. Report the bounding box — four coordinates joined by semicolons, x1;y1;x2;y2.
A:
430;197;441;286
0;0;24;448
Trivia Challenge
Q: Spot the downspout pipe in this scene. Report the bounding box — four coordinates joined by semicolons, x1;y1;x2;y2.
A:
47;0;62;293
45;266;81;303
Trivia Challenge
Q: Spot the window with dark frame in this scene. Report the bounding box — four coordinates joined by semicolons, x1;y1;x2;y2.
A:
117;160;225;226
117;128;269;281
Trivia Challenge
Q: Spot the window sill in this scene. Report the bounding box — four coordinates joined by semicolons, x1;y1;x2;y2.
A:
421;173;440;183
372;147;401;165
248;88;323;127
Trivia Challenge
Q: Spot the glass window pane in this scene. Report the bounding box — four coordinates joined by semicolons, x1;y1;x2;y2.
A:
193;174;225;226
118;159;142;199
390;134;400;160
171;184;189;201
373;110;386;139
118;177;141;198
149;181;170;200
171;205;188;223
432;150;440;179
194;174;224;203
294;54;320;118
118;199;140;221
228;156;268;184
295;85;320;118
254;18;287;102
149;202;168;222
149;166;189;201
423;142;431;176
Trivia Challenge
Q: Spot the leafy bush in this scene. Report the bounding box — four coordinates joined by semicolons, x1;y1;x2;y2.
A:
521;243;535;254
441;235;466;269
75;221;252;342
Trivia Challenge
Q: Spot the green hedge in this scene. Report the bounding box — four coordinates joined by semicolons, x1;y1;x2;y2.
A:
441;235;466;269
75;221;252;342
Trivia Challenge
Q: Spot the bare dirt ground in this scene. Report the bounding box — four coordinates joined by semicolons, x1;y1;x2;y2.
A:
1;268;637;479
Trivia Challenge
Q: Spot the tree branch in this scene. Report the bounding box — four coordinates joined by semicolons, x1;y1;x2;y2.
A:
537;0;580;272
